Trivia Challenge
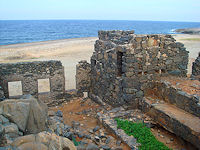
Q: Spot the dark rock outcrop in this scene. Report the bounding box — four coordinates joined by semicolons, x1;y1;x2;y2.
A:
175;28;200;34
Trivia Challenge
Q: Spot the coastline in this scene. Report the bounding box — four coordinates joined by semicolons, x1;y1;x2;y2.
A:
0;34;199;89
0;37;97;48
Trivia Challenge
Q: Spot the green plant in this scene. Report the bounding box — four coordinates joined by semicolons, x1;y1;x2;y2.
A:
115;118;170;150
72;136;81;146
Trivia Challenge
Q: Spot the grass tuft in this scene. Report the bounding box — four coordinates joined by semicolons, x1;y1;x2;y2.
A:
115;118;171;150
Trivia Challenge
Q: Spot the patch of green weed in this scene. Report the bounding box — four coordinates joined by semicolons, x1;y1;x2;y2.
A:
115;118;170;150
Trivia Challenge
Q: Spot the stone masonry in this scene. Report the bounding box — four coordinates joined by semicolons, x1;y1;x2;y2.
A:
76;60;91;95
0;60;65;103
0;85;5;101
87;30;189;107
192;52;200;80
76;30;200;148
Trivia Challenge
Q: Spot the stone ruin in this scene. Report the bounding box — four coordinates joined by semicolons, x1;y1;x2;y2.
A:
77;30;189;106
0;30;199;149
76;30;200;149
192;52;200;80
0;60;65;104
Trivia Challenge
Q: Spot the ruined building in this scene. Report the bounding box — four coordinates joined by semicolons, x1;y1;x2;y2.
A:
76;30;200;148
0;30;199;149
0;61;65;104
77;30;189;106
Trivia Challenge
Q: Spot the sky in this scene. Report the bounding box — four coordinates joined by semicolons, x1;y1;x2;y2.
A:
0;0;200;22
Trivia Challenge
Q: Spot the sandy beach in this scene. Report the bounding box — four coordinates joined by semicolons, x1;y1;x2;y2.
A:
0;34;199;90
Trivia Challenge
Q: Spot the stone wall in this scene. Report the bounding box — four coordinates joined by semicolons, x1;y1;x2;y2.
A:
0;85;5;101
76;60;91;94
0;61;65;102
89;30;189;107
142;80;200;117
192;52;200;80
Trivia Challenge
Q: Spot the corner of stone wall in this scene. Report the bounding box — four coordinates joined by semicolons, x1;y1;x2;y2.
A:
76;60;91;95
192;52;200;80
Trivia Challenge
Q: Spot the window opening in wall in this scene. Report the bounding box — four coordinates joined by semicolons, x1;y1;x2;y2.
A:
38;78;50;93
8;81;23;98
117;51;123;76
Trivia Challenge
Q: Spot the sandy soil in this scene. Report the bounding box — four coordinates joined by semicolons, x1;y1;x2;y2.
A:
0;34;199;90
0;37;97;90
172;34;200;75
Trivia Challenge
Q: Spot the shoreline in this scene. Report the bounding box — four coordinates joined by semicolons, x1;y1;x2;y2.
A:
0;34;199;89
0;37;97;48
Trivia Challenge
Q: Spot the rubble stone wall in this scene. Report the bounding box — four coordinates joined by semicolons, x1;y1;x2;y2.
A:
89;30;189;107
192;53;200;80
0;61;65;101
0;85;5;101
142;80;200;117
76;60;91;94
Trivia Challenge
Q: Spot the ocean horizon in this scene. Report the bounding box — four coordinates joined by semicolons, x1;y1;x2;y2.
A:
0;20;200;45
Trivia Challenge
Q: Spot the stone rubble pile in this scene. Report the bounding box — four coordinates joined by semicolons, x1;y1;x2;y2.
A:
0;95;77;150
48;99;126;150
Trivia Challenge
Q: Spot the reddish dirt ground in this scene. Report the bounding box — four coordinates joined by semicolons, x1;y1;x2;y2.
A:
161;76;200;96
50;98;198;150
50;98;131;150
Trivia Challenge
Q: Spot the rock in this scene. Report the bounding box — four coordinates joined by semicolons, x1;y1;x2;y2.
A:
101;145;110;150
112;147;123;150
116;140;121;146
0;96;48;134
64;131;74;140
11;131;77;150
93;126;100;132
105;137;111;144
48;111;56;117
0;146;15;150
94;136;100;143
84;134;91;139
168;70;181;76
26;97;48;134
3;123;19;138
0;115;9;124
0;99;29;132
0;125;5;146
72;121;80;129
56;110;63;117
76;145;86;150
86;143;99;150
175;28;200;34
0;86;5;101
145;122;155;128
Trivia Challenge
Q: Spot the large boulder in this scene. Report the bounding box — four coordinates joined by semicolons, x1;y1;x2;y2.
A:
11;131;77;150
0;96;48;134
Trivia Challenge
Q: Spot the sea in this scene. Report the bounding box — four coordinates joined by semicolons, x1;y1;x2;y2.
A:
0;20;200;45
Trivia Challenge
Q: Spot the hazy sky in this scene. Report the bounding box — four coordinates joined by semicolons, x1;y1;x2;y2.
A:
0;0;199;22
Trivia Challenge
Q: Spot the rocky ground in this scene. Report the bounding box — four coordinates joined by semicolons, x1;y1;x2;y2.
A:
0;92;198;150
49;97;197;150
